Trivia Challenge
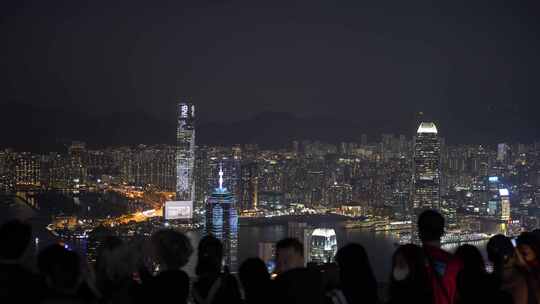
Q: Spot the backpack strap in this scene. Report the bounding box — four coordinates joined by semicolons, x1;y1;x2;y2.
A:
327;289;348;304
524;272;538;304
232;274;245;301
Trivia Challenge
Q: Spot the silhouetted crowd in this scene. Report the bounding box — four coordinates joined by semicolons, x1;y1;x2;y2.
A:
1;210;540;304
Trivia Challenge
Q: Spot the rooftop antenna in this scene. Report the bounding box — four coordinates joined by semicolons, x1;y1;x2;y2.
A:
218;163;224;191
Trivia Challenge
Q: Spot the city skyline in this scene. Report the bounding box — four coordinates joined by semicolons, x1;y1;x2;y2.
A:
2;105;538;273
1;102;539;152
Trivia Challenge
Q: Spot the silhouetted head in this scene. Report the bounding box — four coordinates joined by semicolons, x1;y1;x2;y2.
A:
389;244;432;302
196;235;223;276
335;243;372;278
100;235;123;250
391;244;428;282
152;229;193;270
239;258;270;298
335;243;378;302
96;235;123;269
96;236;138;286
532;229;540;240
516;232;540;266
38;244;82;293
455;244;486;274
417;210;445;243
0;219;32;261
275;238;304;274
487;234;515;268
275;268;325;304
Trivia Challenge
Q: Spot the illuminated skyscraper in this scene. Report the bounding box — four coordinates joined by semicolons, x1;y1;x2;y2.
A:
309;228;337;264
499;189;510;221
487;177;511;222
205;165;238;271
126;146;175;191
412;122;441;212
176;100;196;201
14;153;41;187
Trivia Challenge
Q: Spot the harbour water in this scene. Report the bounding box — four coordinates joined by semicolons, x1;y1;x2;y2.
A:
1;194;488;282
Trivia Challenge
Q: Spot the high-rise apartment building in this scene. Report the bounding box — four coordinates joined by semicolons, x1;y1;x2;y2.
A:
14;153;41;187
114;146;175;191
0;150;13;192
239;162;258;211
194;146;209;207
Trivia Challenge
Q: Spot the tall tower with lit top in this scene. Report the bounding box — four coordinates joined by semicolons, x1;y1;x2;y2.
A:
205;165;238;271
412;122;441;211
176;99;195;201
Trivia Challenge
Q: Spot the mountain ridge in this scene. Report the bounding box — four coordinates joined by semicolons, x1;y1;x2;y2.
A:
0;102;536;152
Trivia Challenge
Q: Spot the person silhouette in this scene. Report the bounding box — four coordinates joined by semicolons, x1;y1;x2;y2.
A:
0;220;42;302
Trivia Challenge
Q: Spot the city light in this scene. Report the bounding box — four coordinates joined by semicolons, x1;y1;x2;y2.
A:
1;99;537;275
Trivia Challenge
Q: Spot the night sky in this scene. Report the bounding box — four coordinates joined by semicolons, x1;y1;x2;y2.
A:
2;1;540;149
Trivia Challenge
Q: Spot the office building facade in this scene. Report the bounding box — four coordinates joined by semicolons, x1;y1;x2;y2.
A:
412;122;441;212
204;166;238;271
176;100;196;201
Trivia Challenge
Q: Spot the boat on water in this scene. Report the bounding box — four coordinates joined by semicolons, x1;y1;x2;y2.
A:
396;231;492;245
344;219;412;231
343;220;376;229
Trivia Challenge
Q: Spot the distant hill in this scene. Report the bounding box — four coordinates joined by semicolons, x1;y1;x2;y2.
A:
0;103;174;151
0;102;537;152
0;103;389;150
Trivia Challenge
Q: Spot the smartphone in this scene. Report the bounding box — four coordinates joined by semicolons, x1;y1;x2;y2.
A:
511;238;517;247
266;260;276;274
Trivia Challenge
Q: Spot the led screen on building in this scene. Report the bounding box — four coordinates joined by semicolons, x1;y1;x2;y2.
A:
499;189;509;196
164;201;193;220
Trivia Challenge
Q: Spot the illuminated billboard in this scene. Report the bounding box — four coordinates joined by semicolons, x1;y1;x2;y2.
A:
164;201;193;220
499;189;509;196
489;176;499;182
